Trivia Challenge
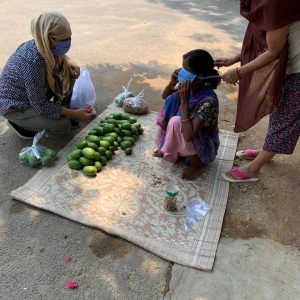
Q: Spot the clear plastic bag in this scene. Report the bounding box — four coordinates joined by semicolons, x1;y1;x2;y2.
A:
18;130;58;167
181;197;211;232
123;90;149;115
70;67;96;115
114;78;135;107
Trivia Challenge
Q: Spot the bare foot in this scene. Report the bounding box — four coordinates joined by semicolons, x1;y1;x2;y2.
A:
153;149;163;157
182;166;203;180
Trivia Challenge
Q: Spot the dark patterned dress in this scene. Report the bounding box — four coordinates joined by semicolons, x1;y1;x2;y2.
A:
263;73;300;154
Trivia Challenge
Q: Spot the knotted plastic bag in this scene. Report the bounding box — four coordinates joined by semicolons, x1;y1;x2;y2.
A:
114;78;135;107
70;67;96;115
181;197;211;232
123;90;149;115
18;130;58;167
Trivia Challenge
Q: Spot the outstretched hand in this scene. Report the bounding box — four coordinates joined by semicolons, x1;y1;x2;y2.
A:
221;68;240;84
179;80;190;105
214;57;235;68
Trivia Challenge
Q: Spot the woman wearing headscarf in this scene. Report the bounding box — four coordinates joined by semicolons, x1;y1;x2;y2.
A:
215;0;300;182
0;11;93;139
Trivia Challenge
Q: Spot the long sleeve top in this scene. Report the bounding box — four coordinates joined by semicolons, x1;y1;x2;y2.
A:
0;39;62;119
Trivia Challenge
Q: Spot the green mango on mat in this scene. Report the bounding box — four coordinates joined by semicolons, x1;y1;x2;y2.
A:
122;136;135;145
121;129;132;137
83;166;97;176
125;148;132;155
82;147;96;159
94;161;103;172
68;159;83;170
120;141;132;150
94;127;104;136
105;150;113;160
103;124;115;133
129;116;137;124
70;149;82;160
100;156;107;166
79;156;94;166
86;135;99;144
93;151;101;161
76;140;88;149
88;130;97;136
130;126;139;136
98;147;107;155
86;142;98;151
99;141;110;149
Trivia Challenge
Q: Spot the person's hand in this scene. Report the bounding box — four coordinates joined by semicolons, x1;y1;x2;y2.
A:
221;68;239;84
72;108;94;122
178;80;190;105
170;68;180;86
66;57;80;79
214;57;235;68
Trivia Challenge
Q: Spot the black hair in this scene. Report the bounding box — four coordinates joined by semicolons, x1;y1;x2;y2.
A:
183;49;220;89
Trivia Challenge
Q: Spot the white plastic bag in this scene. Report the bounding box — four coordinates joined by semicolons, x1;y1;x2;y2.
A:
114;78;135;107
70;67;96;114
181;197;211;232
123;90;149;115
18;130;58;167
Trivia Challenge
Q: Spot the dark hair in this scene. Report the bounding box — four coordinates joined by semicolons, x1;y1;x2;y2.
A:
183;49;220;89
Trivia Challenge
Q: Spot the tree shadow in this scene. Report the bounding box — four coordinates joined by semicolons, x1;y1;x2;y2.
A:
148;0;247;43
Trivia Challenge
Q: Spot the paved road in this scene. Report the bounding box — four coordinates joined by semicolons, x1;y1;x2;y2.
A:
1;0;299;299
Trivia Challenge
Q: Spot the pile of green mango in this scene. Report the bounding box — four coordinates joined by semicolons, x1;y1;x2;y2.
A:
68;112;144;176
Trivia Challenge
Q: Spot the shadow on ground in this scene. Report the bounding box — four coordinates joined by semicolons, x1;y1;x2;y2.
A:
148;0;245;43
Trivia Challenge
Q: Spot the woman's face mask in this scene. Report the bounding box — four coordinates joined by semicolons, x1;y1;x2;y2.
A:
178;67;198;84
51;39;71;56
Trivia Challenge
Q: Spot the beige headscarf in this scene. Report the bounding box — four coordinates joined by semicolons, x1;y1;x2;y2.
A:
31;11;72;100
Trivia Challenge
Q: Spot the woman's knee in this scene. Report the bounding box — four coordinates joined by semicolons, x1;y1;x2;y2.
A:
48;118;71;136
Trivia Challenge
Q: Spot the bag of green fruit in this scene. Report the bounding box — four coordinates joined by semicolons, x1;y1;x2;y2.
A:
18;130;58;167
114;78;135;107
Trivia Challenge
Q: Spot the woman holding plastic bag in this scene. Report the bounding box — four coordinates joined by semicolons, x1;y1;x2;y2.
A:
0;11;93;139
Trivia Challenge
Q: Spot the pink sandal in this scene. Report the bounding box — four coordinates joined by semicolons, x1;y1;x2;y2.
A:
236;148;258;160
222;167;259;183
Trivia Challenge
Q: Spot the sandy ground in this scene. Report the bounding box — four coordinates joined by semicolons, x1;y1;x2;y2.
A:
0;0;299;299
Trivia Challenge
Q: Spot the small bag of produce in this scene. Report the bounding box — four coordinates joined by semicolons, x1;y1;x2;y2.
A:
123;90;149;115
114;78;135;107
18;130;58;167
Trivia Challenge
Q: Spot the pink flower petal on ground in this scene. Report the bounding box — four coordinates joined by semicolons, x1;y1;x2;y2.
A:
67;281;78;289
64;256;73;262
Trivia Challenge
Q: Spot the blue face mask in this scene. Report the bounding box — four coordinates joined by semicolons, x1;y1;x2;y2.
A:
51;39;71;56
178;67;198;84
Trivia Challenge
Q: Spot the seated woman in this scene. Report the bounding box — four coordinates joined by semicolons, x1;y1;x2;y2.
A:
0;11;93;139
154;49;221;180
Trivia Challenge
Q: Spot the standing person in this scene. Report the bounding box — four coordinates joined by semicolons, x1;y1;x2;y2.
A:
155;49;221;180
0;11;93;139
215;0;300;182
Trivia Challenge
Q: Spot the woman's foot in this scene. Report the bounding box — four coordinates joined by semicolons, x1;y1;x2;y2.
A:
153;149;163;157
182;155;203;180
223;165;260;182
182;166;203;180
236;149;260;160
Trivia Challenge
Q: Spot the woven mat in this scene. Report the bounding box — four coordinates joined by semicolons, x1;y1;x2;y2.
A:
11;104;238;270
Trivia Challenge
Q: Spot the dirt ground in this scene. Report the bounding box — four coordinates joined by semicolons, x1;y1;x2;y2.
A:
216;84;300;249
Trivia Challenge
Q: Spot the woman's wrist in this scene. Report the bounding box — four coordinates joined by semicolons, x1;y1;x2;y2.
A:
61;107;73;118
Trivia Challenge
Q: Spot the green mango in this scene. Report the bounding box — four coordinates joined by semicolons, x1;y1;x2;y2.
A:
70;149;82;160
68;159;83;170
79;156;94;166
94;161;103;172
83;166;97;176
